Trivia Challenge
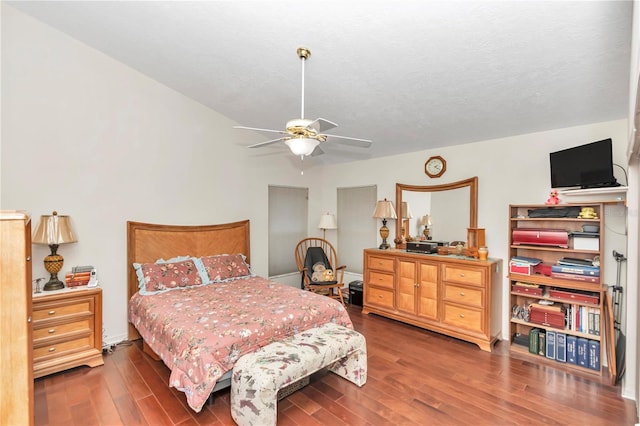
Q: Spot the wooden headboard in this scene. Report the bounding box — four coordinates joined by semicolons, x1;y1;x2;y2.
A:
126;219;250;339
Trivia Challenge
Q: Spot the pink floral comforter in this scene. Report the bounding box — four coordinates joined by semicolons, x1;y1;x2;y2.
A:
128;276;352;412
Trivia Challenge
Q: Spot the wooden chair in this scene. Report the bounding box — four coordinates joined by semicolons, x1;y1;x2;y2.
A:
294;238;346;306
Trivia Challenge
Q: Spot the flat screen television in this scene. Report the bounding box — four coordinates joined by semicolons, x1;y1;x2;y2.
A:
549;138;618;189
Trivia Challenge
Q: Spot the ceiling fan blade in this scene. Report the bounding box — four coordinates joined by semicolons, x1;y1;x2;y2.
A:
321;134;373;148
310;145;324;156
307;118;338;133
234;125;287;135
247;137;288;148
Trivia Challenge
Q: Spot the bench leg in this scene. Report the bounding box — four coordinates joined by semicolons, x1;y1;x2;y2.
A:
328;345;367;387
231;371;277;426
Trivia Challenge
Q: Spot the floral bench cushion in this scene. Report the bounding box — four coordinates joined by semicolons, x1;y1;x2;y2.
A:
230;322;367;426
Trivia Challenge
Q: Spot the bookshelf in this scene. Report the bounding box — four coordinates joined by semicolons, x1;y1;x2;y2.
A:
508;203;605;376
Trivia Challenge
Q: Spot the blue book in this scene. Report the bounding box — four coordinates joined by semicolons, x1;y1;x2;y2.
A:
566;335;577;364
588;340;601;371
577;338;589;367
556;333;567;363
546;330;556;360
551;264;600;277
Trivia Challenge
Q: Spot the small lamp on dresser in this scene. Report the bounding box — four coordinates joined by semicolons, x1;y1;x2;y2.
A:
372;198;397;250
318;213;337;239
419;215;432;240
32;211;77;291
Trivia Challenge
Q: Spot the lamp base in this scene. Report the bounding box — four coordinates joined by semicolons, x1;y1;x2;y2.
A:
379;242;391;250
43;274;65;291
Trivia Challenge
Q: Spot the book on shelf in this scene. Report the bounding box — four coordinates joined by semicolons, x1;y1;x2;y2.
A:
588;340;601;371
545;330;556;360
510;256;542;265
551;264;600;277
550;271;599;283
557;257;596;267
566;335;577;364
556;333;567;363
576;338;589;367
538;330;546;357
529;328;539;354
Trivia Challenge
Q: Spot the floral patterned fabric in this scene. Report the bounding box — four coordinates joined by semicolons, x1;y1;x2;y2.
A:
230;323;367;426
135;258;204;294
128;276;352;412
200;254;253;282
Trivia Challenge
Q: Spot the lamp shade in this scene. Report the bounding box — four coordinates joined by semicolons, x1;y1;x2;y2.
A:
285;137;319;156
419;215;432;227
32;211;77;245
372;199;397;219
401;202;413;219
318;213;337;230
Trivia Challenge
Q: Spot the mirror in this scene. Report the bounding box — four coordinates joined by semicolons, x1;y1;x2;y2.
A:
395;177;478;247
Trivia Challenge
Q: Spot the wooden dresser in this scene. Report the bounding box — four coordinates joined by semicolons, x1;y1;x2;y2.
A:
363;248;502;351
32;287;104;378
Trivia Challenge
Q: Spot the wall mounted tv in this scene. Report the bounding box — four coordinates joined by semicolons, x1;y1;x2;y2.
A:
549;138;619;189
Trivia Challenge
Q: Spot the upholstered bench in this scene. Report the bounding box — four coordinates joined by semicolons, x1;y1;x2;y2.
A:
230;322;367;426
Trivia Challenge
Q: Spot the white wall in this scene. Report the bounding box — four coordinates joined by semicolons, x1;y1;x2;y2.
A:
1;5;318;344
1;5;635;403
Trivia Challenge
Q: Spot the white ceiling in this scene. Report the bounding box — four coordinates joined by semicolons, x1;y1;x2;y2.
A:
7;1;633;164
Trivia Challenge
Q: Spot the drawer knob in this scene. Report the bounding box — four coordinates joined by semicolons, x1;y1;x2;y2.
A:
459;292;465;296
459;273;465;277
48;347;56;353
459;314;465;318
48;310;56;316
48;329;55;334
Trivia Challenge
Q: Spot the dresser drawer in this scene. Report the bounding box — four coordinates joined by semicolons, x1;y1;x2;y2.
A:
368;271;394;289
33;335;94;362
33;318;92;343
442;265;485;287
367;255;395;273
366;287;394;309
32;298;93;323
443;303;484;333
443;284;483;308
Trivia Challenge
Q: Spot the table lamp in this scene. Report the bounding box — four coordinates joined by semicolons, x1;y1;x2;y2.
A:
32;211;77;291
372;199;397;249
419;215;432;239
318;213;337;239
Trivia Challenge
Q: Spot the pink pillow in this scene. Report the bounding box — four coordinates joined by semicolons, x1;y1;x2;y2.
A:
200;254;252;282
137;259;203;293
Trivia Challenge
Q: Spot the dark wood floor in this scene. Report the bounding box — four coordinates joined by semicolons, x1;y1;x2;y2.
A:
34;305;638;425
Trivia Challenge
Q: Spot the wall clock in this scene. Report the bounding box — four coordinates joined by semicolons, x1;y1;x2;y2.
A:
425;155;446;178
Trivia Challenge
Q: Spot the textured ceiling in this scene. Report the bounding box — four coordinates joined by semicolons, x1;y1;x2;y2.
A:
6;1;633;164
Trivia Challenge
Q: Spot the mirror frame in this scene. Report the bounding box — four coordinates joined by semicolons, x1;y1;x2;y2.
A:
395;176;478;247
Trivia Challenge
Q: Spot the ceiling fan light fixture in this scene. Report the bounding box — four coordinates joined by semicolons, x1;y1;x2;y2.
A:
285;137;319;156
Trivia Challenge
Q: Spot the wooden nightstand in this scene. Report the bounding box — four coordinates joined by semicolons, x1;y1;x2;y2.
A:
32;287;104;378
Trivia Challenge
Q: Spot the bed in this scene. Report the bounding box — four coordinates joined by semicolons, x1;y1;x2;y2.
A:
126;220;352;412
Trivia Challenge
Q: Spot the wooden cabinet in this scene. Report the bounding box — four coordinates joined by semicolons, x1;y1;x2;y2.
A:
508;203;605;375
363;249;501;352
32;287;104;378
0;211;34;426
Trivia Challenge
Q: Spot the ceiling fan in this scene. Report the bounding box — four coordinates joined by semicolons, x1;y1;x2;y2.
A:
234;47;372;158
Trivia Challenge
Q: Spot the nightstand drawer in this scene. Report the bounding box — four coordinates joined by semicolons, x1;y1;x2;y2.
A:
33;318;92;342
442;265;485;287
367;255;395;273
33;335;93;362
32;298;93;323
443;284;483;308
443;303;484;333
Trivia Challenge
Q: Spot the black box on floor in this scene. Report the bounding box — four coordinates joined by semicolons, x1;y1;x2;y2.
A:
349;280;363;306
